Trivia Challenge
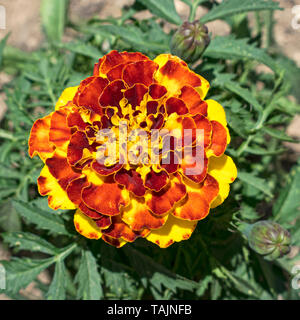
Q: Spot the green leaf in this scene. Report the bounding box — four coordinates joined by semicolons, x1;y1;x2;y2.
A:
200;0;281;24
136;0;182;25
125;247;198;293
81;24;168;53
75;249;103;300
263;127;298;143
0;33;10;68
273;163;300;224
204;35;279;73
2;232;59;255
46;260;67;300
0;163;23;179
54;41;103;59
238;171;273;197
12;200;70;236
0;257;54;294
41;0;68;42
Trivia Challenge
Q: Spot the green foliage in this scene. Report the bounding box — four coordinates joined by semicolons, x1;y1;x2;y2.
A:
41;0;69;42
0;0;299;300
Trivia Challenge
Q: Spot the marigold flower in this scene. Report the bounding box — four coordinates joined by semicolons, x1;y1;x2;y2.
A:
28;50;237;248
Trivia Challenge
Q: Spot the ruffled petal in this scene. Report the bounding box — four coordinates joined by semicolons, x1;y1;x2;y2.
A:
74;209;102;239
49;108;72;151
208;154;237;208
28;114;54;161
73;77;109;115
173;174;219;221
81;169;130;215
115;168;146;197
146;214;197;248
124;83;148;109
154;54;202;95
45;151;81;190
101;235;127;248
38;165;76;210
179;85;207;116
207;120;227;157
55;86;79;110
146;174;186;215
98;50;149;76
123;60;158;87
102;216;149;242
122;196;167;231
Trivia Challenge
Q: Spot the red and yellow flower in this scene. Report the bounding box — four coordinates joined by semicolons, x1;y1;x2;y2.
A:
28;50;237;248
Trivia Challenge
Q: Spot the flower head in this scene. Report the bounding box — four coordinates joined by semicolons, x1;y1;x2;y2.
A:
28;50;237;248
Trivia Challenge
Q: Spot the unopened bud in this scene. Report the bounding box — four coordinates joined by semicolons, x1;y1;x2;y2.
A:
170;20;210;64
244;221;291;261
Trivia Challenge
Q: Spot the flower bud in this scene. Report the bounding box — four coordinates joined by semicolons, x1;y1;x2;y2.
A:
245;221;291;261
170;20;210;64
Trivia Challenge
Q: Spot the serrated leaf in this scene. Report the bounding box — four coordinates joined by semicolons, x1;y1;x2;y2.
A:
41;0;68;42
238;171;273;197
82;24;168;53
12;200;70;236
75;249;103;300
0;257;54;294
136;0;182;25
125;247;197;293
263;127;298;142
2;232;58;255
204;35;279;73
200;0;281;24
0;163;23;179
54;41;102;59
273;163;300;224
46;260;66;300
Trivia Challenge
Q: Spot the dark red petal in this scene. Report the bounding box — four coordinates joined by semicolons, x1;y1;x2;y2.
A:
165;97;189;116
149;84;167;99
124;83;148;109
115;169;146;197
146;101;159;115
67;131;90;166
45;152;81;190
92;160;123;176
100;50;149;75
145;170;169;192
209;120;227;156
99;79;126;110
179;85;207;116
75;77;109;115
123;60;158;87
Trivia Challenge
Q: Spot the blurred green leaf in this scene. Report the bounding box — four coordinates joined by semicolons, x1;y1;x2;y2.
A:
238;171;273;197
204;35;280;73
0;33;10;68
201;0;281;24
273;162;300;224
136;0;182;25
41;0;69;42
